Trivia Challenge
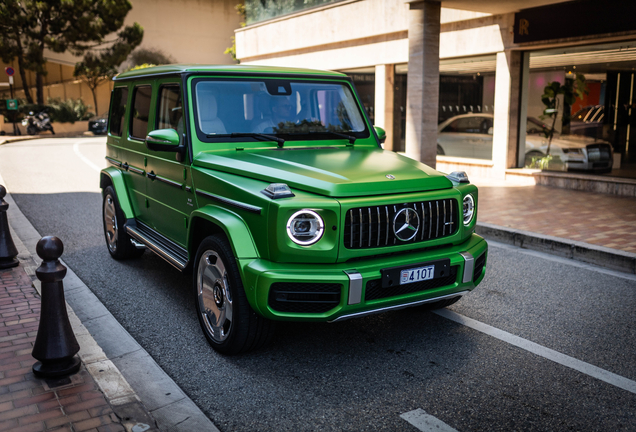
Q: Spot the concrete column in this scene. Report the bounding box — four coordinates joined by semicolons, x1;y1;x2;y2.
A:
374;64;395;150
492;49;522;177
405;0;440;168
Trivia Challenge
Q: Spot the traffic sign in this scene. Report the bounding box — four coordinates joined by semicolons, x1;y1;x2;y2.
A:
6;99;18;110
5;67;15;77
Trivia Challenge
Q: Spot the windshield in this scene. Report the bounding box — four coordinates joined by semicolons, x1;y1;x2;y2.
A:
193;79;368;141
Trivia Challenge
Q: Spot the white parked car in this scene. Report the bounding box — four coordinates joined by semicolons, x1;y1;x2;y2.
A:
436;113;613;173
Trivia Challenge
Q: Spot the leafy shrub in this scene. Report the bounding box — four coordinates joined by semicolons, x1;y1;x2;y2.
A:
526;154;565;171
46;98;94;123
126;63;156;72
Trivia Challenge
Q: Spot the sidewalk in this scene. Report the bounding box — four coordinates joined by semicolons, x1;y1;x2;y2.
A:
0;265;142;432
0;175;219;432
473;176;636;274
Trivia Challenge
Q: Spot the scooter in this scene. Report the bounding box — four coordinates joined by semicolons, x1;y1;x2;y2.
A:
22;109;55;135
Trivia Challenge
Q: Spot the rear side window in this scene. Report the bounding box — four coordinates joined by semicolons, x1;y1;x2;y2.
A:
157;85;182;131
130;85;152;140
109;87;128;137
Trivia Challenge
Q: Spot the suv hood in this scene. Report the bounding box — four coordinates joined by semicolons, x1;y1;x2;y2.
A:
193;148;452;197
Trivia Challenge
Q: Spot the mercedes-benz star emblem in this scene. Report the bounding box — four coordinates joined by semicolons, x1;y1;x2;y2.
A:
385;174;396;180
393;208;420;241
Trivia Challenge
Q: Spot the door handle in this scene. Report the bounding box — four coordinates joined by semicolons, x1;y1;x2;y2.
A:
147;172;156;180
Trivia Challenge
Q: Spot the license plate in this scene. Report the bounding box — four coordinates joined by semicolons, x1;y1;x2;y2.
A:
400;265;435;285
380;258;450;288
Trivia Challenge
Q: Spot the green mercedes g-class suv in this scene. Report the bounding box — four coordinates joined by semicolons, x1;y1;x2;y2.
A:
100;65;487;354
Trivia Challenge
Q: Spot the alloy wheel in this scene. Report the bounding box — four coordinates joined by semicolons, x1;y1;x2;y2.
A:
104;195;118;253
197;251;233;343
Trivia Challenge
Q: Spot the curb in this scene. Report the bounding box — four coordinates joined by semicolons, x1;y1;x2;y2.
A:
0;175;219;432
0;135;44;145
476;222;636;274
0;132;93;145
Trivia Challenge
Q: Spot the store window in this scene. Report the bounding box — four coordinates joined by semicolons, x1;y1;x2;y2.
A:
346;73;375;125
392;56;496;159
393;70;407;152
526;41;636;178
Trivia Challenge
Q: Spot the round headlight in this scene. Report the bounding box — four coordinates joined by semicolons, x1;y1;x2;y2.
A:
286;210;324;246
463;194;475;225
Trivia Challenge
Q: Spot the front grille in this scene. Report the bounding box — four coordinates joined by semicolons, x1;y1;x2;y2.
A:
474;253;486;281
344;199;458;249
365;266;458;301
269;282;341;313
587;144;612;162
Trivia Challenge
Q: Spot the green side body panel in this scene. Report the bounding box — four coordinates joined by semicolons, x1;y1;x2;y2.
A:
188;207;258;259
100;167;134;219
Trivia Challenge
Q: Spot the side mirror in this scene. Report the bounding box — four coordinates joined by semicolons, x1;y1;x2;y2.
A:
145;128;181;152
374;126;386;144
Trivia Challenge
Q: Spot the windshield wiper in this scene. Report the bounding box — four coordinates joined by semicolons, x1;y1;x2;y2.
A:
206;132;285;148
288;130;356;144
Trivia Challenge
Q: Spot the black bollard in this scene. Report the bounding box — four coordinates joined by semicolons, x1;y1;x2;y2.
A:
0;185;19;269
32;236;81;378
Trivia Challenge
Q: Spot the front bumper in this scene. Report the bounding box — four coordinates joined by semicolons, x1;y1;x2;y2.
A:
239;233;487;322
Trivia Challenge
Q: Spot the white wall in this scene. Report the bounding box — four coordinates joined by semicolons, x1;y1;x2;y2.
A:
236;1;495;68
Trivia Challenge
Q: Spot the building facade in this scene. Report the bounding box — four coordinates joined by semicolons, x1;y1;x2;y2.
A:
236;0;636;181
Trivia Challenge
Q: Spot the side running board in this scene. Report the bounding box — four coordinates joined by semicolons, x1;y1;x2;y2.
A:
125;220;189;271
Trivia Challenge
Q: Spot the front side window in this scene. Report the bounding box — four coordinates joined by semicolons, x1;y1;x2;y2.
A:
110;87;128;137
157;85;182;131
193;79;368;141
130;85;152;140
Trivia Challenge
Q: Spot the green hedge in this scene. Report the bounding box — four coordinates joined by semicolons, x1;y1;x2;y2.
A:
1;98;94;123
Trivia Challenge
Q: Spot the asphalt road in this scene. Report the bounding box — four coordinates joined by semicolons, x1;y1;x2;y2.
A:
1;137;635;432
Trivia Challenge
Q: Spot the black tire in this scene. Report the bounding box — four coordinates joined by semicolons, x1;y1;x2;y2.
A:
194;234;275;355
420;296;461;311
26;125;37;135
437;144;445;155
102;186;144;259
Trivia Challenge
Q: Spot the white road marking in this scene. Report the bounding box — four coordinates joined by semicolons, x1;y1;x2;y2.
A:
401;409;459;432
434;308;636;395
73;140;103;172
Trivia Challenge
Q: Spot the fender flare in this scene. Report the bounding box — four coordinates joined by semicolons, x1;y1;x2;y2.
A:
188;206;259;260
100;168;134;220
